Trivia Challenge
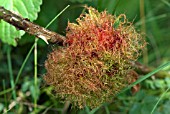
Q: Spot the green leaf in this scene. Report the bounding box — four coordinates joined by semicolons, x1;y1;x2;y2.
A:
145;80;156;89
129;103;142;114
162;101;170;114
154;79;166;89
165;77;170;88
30;84;40;101
135;90;145;101
0;0;42;46
21;81;30;92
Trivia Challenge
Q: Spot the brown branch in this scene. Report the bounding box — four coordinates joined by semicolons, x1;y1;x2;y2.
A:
0;6;66;44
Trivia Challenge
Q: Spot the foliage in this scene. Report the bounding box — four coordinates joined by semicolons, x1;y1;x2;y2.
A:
0;0;42;46
0;0;170;113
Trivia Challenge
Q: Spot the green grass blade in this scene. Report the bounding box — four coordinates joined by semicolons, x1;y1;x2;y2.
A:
34;38;38;111
7;46;18;110
104;105;110;114
118;62;170;95
15;44;35;85
2;80;7;108
135;14;167;26
45;5;70;29
0;88;13;96
161;0;170;7
151;87;170;114
7;46;16;100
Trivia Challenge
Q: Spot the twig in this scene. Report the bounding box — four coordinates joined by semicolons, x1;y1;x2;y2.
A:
0;6;66;43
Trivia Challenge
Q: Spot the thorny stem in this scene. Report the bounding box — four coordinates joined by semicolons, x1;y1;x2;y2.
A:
0;6;66;43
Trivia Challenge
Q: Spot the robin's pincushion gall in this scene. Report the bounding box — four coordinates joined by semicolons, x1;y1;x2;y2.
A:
44;7;145;108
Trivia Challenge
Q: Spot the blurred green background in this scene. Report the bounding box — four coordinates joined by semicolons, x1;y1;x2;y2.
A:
0;0;170;113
